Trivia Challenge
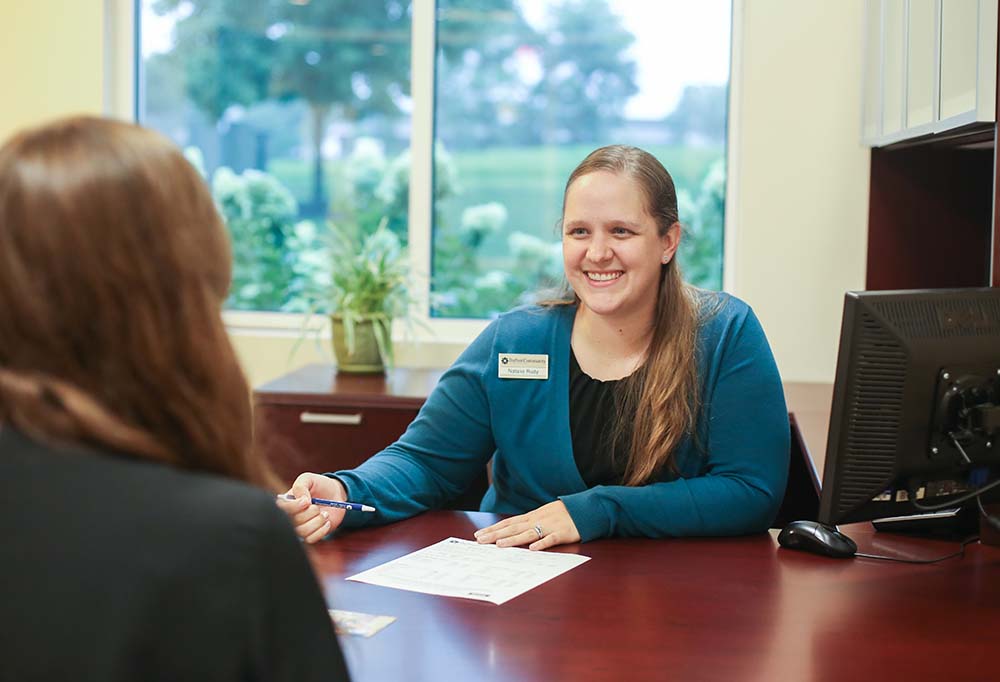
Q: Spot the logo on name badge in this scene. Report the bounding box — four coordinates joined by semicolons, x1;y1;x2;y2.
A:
497;353;549;380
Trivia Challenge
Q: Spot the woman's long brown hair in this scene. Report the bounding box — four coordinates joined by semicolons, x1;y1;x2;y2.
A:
0;116;275;488
557;145;704;486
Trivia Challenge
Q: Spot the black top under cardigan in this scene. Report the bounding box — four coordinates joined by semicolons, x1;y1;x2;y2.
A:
569;349;631;487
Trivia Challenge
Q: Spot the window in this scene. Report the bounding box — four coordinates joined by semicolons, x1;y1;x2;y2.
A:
138;0;730;323
139;0;412;314
430;1;731;317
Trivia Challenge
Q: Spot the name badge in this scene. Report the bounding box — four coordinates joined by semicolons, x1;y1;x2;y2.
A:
498;353;549;380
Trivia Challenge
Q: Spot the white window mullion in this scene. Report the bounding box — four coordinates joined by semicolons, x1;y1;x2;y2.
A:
404;0;490;344
103;0;136;121
405;0;436;337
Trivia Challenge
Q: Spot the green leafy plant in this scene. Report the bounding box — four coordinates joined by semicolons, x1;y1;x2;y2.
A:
320;217;412;366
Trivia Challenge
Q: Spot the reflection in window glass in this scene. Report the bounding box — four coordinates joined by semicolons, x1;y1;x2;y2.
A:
431;0;731;318
139;1;413;312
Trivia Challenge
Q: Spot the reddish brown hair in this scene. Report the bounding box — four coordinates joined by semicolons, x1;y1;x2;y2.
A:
0;116;275;487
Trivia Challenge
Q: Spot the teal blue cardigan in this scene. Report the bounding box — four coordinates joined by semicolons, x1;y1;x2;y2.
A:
332;293;790;541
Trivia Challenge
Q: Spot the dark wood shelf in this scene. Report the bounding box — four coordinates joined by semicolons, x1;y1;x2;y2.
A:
255;364;444;410
867;143;995;290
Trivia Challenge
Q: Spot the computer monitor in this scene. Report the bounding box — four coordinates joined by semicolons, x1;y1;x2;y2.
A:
818;288;1000;531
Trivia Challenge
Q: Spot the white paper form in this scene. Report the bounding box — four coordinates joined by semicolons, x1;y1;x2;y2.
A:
346;537;591;605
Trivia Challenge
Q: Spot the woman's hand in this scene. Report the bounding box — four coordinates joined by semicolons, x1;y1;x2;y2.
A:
275;472;348;544
473;500;581;550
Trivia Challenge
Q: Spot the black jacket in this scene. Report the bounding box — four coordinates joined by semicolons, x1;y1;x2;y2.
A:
0;426;350;682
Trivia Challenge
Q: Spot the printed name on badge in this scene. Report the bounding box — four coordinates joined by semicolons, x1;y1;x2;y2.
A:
498;353;549;380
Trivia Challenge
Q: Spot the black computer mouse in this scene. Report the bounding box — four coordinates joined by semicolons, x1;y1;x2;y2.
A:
777;520;857;559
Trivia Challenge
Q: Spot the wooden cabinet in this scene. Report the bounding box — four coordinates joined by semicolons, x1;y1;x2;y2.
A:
881;0;906;137
938;0;994;121
865;0;1000;291
906;0;937;129
254;364;488;509
863;0;998;147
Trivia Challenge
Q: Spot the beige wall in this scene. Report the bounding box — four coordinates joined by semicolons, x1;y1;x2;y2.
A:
0;1;105;141
730;0;870;383
1;0;870;386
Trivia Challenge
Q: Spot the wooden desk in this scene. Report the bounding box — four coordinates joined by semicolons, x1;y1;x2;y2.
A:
311;511;1000;682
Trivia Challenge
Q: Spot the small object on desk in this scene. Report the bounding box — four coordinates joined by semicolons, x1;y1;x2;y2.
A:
347;537;591;605
777;520;857;559
277;493;376;513
329;609;396;638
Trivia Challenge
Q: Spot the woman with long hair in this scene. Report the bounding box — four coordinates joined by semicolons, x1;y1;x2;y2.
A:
0;116;349;681
280;145;789;550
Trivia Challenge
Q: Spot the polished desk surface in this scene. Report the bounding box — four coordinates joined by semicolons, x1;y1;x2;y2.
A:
311;511;999;682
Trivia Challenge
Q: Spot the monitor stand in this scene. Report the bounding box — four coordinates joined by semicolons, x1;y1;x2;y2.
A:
871;506;980;541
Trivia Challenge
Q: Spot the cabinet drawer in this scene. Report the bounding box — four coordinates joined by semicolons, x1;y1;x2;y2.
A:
255;403;419;486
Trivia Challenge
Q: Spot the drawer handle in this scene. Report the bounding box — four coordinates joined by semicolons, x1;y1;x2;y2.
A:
299;412;363;426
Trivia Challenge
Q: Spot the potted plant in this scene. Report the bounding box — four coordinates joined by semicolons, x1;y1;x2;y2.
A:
322;218;411;374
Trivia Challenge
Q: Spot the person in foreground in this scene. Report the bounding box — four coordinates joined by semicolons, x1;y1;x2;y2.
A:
280;145;789;550
0;117;349;681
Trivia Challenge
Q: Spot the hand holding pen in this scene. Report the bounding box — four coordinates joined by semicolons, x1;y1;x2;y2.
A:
276;494;375;513
275;473;374;544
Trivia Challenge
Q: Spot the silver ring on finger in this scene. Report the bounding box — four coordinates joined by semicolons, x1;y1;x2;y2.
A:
533;524;544;539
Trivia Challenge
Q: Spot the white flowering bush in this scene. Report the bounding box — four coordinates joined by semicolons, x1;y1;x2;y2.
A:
210;165;321;311
460;202;507;247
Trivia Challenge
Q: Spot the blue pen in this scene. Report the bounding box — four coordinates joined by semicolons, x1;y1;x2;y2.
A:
277;493;376;513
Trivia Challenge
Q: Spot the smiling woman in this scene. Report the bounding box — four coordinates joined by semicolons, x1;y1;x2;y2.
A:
549;145;715;490
277;144;790;554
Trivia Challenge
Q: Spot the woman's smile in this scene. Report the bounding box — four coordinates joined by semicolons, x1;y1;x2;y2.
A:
584;270;623;284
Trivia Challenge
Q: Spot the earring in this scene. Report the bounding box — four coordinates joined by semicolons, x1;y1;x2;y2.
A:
661;253;670;264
